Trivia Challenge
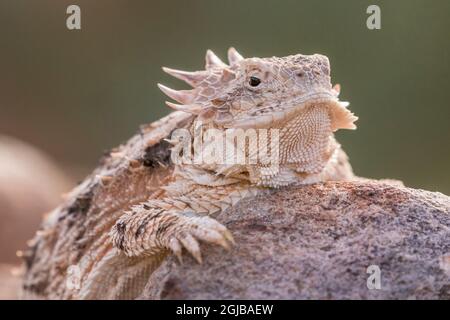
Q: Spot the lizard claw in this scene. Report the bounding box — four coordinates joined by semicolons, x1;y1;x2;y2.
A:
168;238;183;264
192;227;230;251
168;215;234;263
223;229;235;246
178;233;203;264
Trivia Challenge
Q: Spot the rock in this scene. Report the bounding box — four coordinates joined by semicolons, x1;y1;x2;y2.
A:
0;264;21;299
139;180;450;300
0;135;72;263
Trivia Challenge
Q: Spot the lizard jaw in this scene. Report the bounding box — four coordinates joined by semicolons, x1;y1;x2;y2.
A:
224;93;358;131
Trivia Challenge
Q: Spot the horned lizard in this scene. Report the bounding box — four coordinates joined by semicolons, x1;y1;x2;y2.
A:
21;48;358;299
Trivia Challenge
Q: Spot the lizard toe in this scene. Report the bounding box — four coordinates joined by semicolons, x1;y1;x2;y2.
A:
178;233;202;264
168;237;183;263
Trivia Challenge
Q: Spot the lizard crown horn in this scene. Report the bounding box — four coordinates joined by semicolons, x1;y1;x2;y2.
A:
158;48;244;114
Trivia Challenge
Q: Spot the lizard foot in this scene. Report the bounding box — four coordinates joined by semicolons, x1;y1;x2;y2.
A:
166;213;234;264
111;208;234;264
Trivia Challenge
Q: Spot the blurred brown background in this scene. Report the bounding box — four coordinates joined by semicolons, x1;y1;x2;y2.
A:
0;0;449;269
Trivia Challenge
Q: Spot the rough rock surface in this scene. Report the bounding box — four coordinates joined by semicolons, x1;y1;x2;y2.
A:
139;180;450;300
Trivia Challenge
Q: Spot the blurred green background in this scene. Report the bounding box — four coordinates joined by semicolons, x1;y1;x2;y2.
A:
0;0;449;193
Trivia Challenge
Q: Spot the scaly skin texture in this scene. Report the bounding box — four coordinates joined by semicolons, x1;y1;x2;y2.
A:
21;48;357;299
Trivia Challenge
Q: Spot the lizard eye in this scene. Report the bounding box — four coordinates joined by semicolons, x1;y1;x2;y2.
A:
249;76;261;87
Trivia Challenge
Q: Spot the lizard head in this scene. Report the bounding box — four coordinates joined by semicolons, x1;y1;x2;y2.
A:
158;48;357;132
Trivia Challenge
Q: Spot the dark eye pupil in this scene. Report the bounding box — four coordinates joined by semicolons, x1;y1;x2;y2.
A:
249;76;261;87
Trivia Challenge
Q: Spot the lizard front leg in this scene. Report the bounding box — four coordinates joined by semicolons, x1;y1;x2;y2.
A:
111;204;232;263
110;181;257;263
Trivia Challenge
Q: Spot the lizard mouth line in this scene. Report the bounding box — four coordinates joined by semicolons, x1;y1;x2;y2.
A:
225;92;358;131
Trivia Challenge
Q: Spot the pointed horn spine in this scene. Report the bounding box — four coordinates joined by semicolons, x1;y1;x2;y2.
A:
205;49;227;69
162;67;208;87
165;101;202;114
157;83;196;104
227;47;244;66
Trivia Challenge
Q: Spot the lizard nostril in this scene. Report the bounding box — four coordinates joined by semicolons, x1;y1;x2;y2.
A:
296;72;304;78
